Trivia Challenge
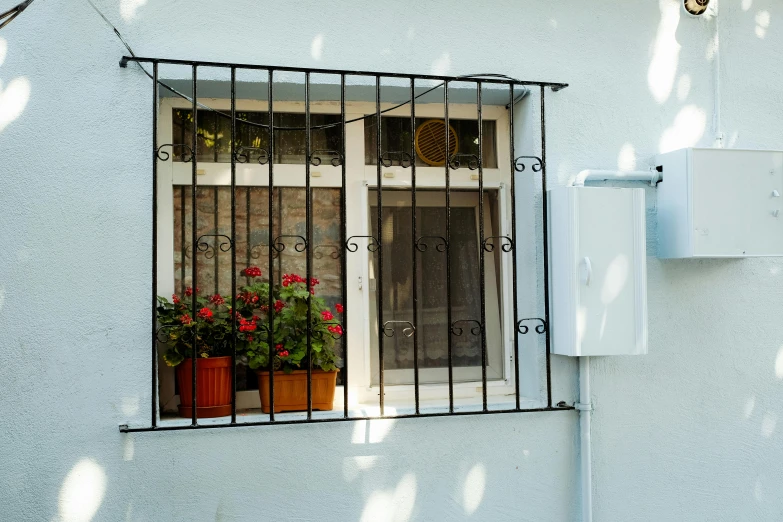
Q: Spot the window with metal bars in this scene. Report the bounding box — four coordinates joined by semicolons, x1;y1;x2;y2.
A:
118;56;573;432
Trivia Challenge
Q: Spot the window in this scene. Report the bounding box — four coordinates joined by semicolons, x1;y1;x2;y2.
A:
368;189;504;385
170;186;345;395
158;97;518;413
172;109;342;164
127;59;573;433
115;56;574;432
364;116;497;168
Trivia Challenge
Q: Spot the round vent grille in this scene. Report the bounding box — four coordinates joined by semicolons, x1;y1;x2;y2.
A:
415;119;458;166
683;0;709;16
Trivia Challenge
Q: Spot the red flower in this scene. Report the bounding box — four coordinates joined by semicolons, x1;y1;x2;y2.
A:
185;287;193;297
247;335;254;342
321;310;334;321
209;294;225;306
238;318;257;332
243;266;262;278
282;273;305;287
275;343;283;350
274;300;285;313
172;294;180;304
328;325;343;335
310;277;320;286
197;307;213;321
179;314;193;325
335;303;344;314
252;315;260;321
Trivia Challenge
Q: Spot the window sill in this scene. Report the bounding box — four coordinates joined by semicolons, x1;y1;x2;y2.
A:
157;392;543;429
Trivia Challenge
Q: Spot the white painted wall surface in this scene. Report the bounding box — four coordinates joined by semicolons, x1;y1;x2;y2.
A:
1;1;782;520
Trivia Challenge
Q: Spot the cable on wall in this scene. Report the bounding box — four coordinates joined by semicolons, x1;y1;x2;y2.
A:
0;0;33;30
86;0;530;132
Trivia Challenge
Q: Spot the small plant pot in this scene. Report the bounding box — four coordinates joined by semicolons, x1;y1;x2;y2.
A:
257;369;338;414
176;356;232;418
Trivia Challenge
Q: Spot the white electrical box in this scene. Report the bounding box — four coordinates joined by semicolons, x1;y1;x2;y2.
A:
657;148;783;258
548;187;648;356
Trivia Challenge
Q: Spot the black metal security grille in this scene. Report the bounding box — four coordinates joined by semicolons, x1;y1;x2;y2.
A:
118;56;573;432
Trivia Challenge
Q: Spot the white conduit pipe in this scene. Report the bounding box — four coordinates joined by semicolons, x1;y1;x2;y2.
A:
578;356;593;522
573;169;661;187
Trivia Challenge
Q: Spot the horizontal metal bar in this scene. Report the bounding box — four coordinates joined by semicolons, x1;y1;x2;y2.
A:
119;55;568;89
119;405;576;433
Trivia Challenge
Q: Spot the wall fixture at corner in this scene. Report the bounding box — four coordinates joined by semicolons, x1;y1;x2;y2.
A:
657;148;783;258
548;187;648;357
683;0;710;17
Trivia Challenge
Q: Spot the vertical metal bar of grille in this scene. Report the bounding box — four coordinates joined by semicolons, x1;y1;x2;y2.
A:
477;82;487;411
444;81;454;412
180;187;186;294
340;74;348;418
213;189;219;295
230;67;237;423
410;78;420;414
375;75;384;416
305;72;313;419
509;84;521;410
151;62;158;428
540;86;552;408
267;70;276;421
190;65;199;426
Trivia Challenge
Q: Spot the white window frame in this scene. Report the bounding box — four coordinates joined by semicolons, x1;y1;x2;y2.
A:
156;95;523;412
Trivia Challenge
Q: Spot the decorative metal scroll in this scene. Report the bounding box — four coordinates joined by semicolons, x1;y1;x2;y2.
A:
345;235;380;252
382;320;415;338
513;155;543;173
482;236;513;253
249;243;279;260
272;235;308;253
450;319;483;336
517;318;547;335
234;146;270;165
448;153;480;171
309;149;343;167
196;234;233;259
314;244;341;259
156;143;193;162
415;235;448;253
380;151;413;168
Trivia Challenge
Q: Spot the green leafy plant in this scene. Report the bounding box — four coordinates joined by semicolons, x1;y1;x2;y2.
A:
246;273;343;374
157;267;342;374
156;278;264;366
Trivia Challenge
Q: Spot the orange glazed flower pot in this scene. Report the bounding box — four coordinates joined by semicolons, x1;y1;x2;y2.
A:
257;369;338;414
176;356;233;418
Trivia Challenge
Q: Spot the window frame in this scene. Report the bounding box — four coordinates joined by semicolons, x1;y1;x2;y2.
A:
157;95;521;413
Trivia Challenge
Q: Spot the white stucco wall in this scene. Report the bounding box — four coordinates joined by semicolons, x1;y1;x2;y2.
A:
2;1;782;520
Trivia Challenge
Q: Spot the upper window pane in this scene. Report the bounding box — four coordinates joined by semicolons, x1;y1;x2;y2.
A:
171;110;342;164
364;117;497;168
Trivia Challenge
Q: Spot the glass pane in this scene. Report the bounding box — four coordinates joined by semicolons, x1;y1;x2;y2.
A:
171;110;342;165
171;186;345;390
365;117;497;168
369;191;495;379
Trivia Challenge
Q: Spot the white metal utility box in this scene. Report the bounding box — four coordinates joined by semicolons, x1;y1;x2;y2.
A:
657;148;783;258
548;187;648;357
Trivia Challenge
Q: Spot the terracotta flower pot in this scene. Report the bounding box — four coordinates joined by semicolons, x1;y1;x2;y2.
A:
257;369;338;413
176;356;232;418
